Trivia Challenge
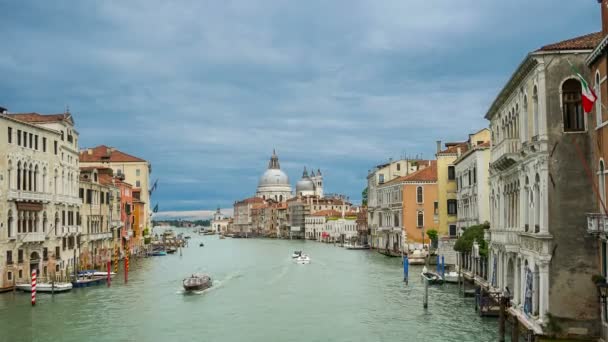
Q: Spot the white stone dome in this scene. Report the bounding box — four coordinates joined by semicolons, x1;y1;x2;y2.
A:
259;168;290;187
296;178;314;192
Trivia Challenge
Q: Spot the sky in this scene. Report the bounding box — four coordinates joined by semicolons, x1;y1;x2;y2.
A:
0;1;602;219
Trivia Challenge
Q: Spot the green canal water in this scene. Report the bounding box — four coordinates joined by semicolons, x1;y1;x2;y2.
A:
0;233;499;342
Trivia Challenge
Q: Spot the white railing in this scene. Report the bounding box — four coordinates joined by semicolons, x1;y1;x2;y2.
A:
87;232;113;241
111;220;123;228
55;195;82;206
19;232;45;243
8;190;52;202
491;138;521;164
488;229;520;246
588;213;608;234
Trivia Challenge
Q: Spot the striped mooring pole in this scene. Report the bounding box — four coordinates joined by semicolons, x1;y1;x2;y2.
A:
114;243;119;274
31;270;37;306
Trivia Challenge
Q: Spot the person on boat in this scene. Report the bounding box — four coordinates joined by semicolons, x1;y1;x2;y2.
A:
422;266;428;274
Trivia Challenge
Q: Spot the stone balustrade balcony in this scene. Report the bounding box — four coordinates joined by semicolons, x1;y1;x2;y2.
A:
87;232;113;241
490;138;521;171
8;190;52;203
54;194;82;206
587;213;608;234
19;232;45;243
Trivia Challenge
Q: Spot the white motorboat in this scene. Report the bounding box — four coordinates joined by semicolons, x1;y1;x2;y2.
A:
295;254;311;264
292;251;303;258
408;249;427;265
345;244;370;250
92;271;116;278
443;271;460;284
16;282;73;293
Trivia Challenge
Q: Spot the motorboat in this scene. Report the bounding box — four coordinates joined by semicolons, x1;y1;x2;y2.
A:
184;236;191;240
408;249;427;265
292;251;303;258
443;271;460;284
183;274;212;292
167;247;177;254
295;254;311;264
345;244;370;250
16;282;73;293
421;268;444;285
150;250;167;256
199;243;205;247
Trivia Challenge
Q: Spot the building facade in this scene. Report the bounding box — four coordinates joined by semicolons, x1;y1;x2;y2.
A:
436;141;468;239
487;33;601;339
367;159;430;250
402;161;438;251
78;167;121;268
454;129;491;234
79;145;152;249
0;112;81;289
211;207;231;234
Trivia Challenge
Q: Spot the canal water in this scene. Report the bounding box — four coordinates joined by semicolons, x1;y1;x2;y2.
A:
0;232;499;342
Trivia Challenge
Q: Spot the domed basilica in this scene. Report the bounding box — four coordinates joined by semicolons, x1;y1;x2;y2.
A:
256;150;323;201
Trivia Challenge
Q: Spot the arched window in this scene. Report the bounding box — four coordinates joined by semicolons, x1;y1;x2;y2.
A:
416;186;423;203
562;78;585;132
417;211;424;227
600;160;606;207
34;165;39;192
533;86;539;137
279;195;283;202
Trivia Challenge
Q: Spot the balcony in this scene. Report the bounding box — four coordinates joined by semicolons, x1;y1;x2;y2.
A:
588;213;608;234
55;195;82;206
86;232;113;241
491;138;521;171
19;232;45;243
111;220;123;228
8;190;52;203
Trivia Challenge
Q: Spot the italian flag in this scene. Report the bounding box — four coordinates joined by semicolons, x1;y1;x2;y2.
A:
575;71;597;113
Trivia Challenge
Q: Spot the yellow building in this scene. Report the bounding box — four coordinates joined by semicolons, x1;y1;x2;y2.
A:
435;141;468;238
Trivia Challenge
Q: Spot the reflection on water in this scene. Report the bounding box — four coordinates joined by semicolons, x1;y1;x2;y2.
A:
0;233;499;342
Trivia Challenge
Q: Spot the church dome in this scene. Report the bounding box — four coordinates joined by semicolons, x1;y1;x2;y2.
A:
259;168;290;187
295;167;315;194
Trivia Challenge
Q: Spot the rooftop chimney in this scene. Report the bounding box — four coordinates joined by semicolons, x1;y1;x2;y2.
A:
87;149;92;155
457;147;462;157
602;0;608;35
436;140;442;154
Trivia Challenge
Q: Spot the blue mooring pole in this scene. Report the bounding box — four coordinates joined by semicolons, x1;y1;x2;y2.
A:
436;255;440;273
441;255;445;278
403;256;409;285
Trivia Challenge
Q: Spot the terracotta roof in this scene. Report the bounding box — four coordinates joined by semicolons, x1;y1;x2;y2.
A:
439;142;468;154
235;197;264;205
477;141;491;148
79;145;147;163
98;174;115;186
538;32;602;52
389;161;437;183
4;112;73;124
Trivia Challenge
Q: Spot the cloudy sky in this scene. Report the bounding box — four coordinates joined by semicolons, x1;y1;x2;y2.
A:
0;1;601;215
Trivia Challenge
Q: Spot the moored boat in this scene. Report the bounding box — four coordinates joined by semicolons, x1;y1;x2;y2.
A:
421;269;444;285
345;244;370;250
150;250;167;256
183;274;212;292
408;249;427;265
16;282;73;293
443;271;460;284
167;247;177;254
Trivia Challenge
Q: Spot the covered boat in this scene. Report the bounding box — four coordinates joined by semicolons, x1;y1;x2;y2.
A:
183;274;212;292
295;254;311;264
16;282;73;293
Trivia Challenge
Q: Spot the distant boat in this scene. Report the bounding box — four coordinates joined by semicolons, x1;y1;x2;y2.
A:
219;235;225;239
345;244;370;250
292;251;303;258
199;243;204;247
408;249;427;265
295;254;311;264
421;268;444;285
150;250;167;256
16;282;73;293
183;274;212;292
167;247;177;254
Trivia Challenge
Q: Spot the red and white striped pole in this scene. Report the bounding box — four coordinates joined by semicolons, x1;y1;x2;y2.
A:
31;270;36;306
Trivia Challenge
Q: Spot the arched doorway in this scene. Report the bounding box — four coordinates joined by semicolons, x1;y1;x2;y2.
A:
29;251;41;277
